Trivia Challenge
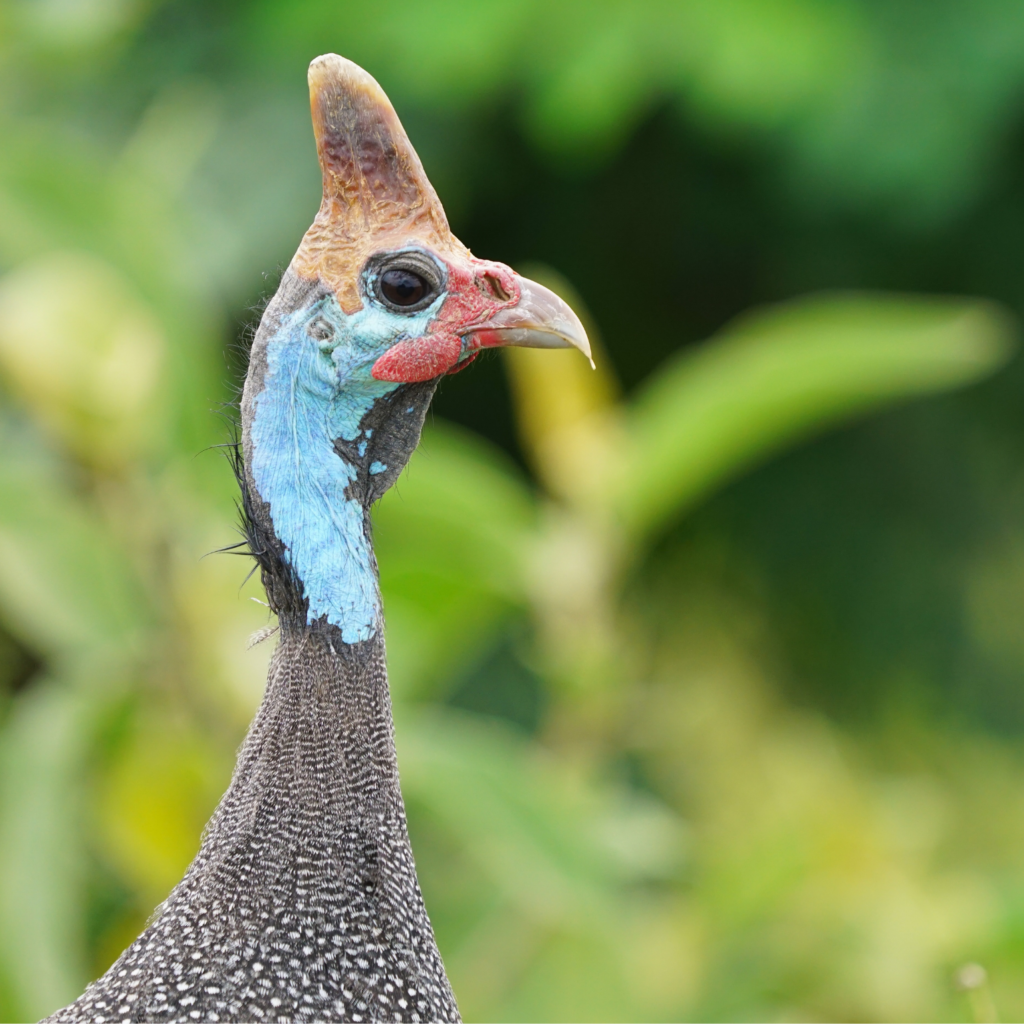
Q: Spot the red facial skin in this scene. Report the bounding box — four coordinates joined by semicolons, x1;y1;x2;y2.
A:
371;258;520;383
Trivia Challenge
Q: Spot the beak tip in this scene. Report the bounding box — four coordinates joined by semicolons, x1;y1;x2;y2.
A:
475;272;595;364
567;325;595;368
576;335;596;368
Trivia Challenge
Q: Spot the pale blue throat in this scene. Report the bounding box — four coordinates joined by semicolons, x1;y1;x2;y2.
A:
249;292;439;642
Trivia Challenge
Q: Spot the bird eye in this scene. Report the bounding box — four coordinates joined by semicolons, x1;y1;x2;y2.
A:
380;268;428;307
366;250;445;313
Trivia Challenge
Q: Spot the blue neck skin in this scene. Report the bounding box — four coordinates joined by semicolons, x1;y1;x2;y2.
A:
250;291;440;644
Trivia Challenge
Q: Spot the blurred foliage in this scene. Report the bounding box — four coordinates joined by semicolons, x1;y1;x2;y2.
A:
3;1;1024;1021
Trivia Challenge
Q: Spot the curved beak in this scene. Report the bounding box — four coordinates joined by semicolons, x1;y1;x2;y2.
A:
463;275;595;368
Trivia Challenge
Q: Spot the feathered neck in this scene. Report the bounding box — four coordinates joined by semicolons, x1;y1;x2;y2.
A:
49;613;460;1022
48;269;461;1024
238;271;438;640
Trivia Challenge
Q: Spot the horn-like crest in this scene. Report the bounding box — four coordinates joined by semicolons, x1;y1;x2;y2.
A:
290;54;467;312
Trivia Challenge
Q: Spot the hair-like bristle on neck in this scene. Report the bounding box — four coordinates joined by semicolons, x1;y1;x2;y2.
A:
229;433;309;630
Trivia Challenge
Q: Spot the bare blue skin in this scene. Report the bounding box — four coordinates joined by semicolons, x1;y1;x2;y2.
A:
250;271;445;642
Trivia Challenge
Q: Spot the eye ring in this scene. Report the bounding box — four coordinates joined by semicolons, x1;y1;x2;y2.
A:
364;249;445;314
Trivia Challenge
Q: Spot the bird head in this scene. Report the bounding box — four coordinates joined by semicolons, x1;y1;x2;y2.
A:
241;54;591;637
296;54;589;377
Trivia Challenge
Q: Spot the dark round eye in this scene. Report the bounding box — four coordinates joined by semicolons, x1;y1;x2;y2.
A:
380;268;428;308
365;249;445;313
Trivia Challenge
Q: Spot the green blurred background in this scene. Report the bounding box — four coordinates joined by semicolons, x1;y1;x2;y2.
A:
6;1;1024;1020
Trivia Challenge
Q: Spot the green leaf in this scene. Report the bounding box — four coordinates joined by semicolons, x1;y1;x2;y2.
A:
374;423;537;700
616;293;1016;538
0;678;95;1020
0;418;149;662
397;708;688;1020
398;707;685;915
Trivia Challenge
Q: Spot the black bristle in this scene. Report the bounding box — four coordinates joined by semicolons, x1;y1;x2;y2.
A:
226;420;308;629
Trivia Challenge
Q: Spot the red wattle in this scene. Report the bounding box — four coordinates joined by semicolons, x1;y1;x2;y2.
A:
371;333;462;382
464;329;505;350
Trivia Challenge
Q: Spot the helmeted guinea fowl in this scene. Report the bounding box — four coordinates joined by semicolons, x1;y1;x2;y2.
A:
47;54;590;1024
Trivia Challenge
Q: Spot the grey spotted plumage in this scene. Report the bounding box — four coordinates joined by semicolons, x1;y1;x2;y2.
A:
49;630;456;1024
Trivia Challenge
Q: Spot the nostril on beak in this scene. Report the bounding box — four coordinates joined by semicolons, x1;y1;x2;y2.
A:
463;272;593;366
478;273;511;302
